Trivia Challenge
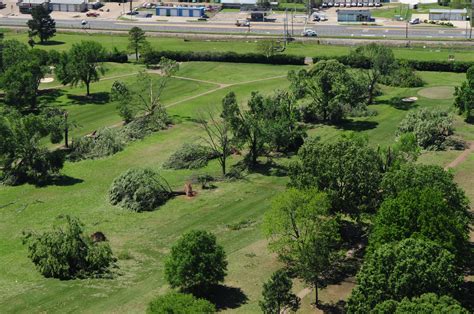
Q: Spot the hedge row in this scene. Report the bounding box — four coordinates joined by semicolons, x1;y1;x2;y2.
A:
142;50;306;65
141;49;471;72
313;55;474;73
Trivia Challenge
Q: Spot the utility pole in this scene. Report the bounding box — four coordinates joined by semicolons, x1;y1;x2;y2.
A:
405;20;408;39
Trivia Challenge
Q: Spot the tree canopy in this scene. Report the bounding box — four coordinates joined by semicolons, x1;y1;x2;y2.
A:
259;269;300;314
454;66;474;121
147;292;216;314
27;6;56;43
373;293;469;314
128;26;149;61
289;135;383;218
55;41;106;96
347;238;462;313
165;230;227;295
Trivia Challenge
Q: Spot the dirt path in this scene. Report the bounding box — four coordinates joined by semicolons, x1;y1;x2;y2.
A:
445;141;474;170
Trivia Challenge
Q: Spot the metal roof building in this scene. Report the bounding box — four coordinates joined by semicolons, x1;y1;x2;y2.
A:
429;8;468;21
50;0;87;12
337;9;372;22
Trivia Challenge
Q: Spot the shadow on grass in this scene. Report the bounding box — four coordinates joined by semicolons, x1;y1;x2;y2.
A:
318;300;346;314
388;97;419;111
458;281;474;312
249;160;288;177
36;40;66;46
38;89;66;106
35;175;84;188
67;92;110;105
205;285;248;311
335;120;378;132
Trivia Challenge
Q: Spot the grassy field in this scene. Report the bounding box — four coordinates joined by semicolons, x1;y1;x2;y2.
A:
1;53;474;313
5;31;474;62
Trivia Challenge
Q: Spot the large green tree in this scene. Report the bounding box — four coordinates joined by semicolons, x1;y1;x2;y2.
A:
289;135;383;218
55;41;106;96
373;293;469;314
263;188;340;306
289;59;366;123
27;6;56;43
454;66;474;121
370;188;471;265
347;238;462;313
350;43;396;104
259;269;300;314
128;26;149;61
0;112;64;185
165;230;227;295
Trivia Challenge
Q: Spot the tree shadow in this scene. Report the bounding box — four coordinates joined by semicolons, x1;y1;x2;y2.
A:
205;285;248;311
36;40;66;46
458;281;474;312
39;175;84;187
318;300;347;314
38;89;66;106
67;92;110;105
388;97;419;111
335;120;378;132
249;160;288;177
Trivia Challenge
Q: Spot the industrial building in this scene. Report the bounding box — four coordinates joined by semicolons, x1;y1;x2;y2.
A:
429;8;468;21
220;0;257;8
337;9;372;22
18;0;49;13
50;0;87;12
155;6;205;17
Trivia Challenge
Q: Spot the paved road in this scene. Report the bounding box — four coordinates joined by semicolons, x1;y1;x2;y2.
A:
1;16;472;40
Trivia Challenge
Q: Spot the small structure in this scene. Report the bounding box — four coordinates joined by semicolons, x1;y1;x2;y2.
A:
220;0;257;9
155;6;205;17
337;9;372;22
50;0;87;12
18;0;49;14
429;8;468;21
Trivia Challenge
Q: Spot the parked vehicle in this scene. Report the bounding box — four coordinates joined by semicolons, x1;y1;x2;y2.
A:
235;19;250;27
334;2;340;7
86;12;99;17
302;29;317;37
409;18;420;24
126;11;139;15
357;2;363;7
374;2;381;6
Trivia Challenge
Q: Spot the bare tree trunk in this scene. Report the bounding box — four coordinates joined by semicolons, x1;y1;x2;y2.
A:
314;282;319;308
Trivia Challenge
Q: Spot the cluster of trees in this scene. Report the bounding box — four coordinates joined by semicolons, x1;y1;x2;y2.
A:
259;133;471;312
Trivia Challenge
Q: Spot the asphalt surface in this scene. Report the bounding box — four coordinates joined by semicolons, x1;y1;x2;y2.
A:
0;16;473;40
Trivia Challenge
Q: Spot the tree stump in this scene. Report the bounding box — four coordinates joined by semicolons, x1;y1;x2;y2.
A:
184;182;193;197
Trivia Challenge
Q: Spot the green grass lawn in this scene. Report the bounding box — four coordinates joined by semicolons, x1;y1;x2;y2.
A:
5;31;474;62
1;59;474;313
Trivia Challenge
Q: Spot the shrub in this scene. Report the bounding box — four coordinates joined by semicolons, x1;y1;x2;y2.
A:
163;143;218;170
120;113;169;142
397;108;454;150
373;293;469;313
147;292;216;314
108;167;172;212
106;47;128;63
165;230;227;294
382;61;424;87
22;215;115;279
69;127;125;161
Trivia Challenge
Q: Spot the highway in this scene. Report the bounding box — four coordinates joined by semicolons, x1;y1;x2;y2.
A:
0;16;472;40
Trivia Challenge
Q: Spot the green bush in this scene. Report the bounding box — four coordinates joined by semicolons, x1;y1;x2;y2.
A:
382;61;424;87
22;215;115;279
397;108;454;150
373;293;469;313
108;168;172;212
147;292;216;314
163;143;218;170
69;127;125;161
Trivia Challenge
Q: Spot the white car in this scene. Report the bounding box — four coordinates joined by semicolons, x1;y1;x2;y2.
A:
409;18;420;24
302;29;317;37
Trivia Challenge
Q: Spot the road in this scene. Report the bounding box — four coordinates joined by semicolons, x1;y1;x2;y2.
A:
0;16;472;40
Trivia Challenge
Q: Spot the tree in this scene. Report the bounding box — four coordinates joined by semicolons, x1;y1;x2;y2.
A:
290;59;366;123
347;238;462;313
0;112;65;185
199;108;231;176
165;230;227;295
22;215;115;279
256;39;279;59
370;188;471;265
377;132;420;172
0;40;48;111
55;41;106;96
128;26;149;61
289;135;383;218
147;292;216;314
397;108;454;150
263;188;340;306
380;163;470;217
109;168;172;212
373;293;469;314
111;57;178;124
350;43;396;104
259;269;300;314
454;66;474;121
27;6;56;43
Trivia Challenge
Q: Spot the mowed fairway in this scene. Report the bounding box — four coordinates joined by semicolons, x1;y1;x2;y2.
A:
1;59;474;313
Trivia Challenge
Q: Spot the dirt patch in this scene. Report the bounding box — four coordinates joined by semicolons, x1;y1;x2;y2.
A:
445;141;474;169
417;86;455;100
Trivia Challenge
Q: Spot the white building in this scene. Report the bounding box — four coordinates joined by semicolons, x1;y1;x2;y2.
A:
50;0;87;12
